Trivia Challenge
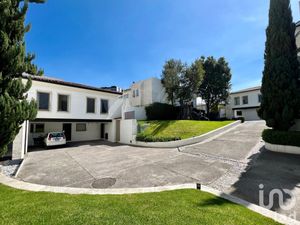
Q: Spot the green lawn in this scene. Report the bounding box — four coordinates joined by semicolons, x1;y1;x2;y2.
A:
138;120;234;140
0;185;280;225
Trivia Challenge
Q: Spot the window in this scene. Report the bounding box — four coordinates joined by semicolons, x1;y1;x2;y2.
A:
58;94;69;112
136;89;139;97
242;96;248;105
234;97;240;105
258;94;262;103
76;123;87;132
132;90;135;98
101;99;109;114
30;124;34;133
35;124;45;133
236;111;243;116
37;92;50;110
87;98;95;113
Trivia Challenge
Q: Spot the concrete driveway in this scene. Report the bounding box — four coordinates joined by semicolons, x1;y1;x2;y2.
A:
16;120;300;220
17;121;265;189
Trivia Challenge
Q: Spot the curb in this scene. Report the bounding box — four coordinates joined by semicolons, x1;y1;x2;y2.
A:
14;159;25;178
0;173;196;195
200;184;300;225
265;142;300;155
0;173;299;224
133;120;241;148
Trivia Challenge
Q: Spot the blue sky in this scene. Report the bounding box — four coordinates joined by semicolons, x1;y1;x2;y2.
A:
25;0;300;91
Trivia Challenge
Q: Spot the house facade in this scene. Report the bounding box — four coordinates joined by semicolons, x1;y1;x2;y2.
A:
121;77;167;120
227;86;262;121
12;75;126;159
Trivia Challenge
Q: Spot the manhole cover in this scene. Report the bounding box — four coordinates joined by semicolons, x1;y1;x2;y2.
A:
92;178;116;189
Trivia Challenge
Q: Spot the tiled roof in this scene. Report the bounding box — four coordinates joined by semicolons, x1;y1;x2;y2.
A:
22;73;122;95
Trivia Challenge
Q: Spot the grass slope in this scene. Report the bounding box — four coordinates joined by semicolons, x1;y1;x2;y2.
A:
138;120;233;140
0;185;280;225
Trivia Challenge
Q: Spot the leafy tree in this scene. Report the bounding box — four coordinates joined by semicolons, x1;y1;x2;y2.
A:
178;59;204;119
161;59;184;106
199;56;232;119
258;0;300;131
0;0;44;156
179;59;204;105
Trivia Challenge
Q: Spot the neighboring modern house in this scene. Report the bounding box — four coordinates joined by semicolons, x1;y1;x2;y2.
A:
121;77;167;120
227;86;262;121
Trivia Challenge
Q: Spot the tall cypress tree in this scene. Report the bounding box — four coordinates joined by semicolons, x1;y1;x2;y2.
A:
0;0;44;156
258;0;300;131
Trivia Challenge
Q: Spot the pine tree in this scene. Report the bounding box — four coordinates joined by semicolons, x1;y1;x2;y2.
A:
258;0;300;131
0;0;44;156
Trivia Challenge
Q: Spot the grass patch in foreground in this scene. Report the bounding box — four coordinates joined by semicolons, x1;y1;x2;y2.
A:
0;185;280;225
138;120;233;140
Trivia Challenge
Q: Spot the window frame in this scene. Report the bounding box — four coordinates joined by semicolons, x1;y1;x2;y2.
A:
57;94;70;112
76;123;87;132
37;91;51;111
234;97;240;106
100;99;109;114
258;94;262;103
242;96;249;105
86;97;96;114
30;124;34;133
236;111;243;117
35;124;45;133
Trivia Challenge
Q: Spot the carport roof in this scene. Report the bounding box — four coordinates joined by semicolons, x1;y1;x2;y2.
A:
32;118;112;123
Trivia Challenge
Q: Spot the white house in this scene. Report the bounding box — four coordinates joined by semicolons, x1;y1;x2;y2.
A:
227;86;262;121
12;74;131;160
121;77;167;120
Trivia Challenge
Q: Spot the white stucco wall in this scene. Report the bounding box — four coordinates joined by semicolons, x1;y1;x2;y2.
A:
24;79;121;120
227;88;261;121
229;89;261;110
129;77;167;107
119;119;137;144
12;121;29;160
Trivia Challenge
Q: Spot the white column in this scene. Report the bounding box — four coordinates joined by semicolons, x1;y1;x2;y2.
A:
12;121;29;160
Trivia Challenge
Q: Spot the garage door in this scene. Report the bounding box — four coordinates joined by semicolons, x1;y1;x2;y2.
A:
243;108;261;121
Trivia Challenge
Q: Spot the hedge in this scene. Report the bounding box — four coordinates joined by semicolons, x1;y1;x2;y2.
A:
136;134;181;142
262;129;300;147
145;103;179;120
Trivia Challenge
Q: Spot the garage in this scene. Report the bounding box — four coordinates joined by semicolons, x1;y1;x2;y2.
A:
28;119;112;150
233;107;261;121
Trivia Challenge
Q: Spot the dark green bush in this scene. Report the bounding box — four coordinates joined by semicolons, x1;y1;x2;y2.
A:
136;134;181;142
262;129;300;147
237;117;245;123
145;103;179;120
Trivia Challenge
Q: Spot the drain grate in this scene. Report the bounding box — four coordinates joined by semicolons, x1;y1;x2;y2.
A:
92;178;116;189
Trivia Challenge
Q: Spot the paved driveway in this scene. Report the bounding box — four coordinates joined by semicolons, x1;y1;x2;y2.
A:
16;120;300;220
17;121;265;189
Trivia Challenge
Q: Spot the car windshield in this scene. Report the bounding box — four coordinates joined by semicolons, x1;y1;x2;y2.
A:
50;133;64;138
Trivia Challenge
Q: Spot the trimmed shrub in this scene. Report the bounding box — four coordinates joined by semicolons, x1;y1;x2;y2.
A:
262;129;300;147
136;134;181;142
145;103;179;120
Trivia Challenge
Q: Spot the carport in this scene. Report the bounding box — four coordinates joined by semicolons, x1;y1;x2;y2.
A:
12;118;114;159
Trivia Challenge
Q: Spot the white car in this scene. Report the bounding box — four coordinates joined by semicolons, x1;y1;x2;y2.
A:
44;132;66;147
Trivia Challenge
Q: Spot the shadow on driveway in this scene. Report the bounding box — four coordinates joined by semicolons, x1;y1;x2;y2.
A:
206;147;300;220
28;140;123;152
